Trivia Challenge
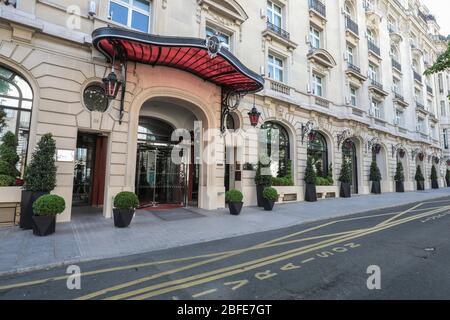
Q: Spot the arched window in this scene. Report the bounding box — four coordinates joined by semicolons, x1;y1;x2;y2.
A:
260;121;290;177
138;117;175;144
307;131;328;176
0;66;33;177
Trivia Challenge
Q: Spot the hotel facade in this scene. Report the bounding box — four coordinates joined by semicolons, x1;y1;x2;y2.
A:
0;0;449;223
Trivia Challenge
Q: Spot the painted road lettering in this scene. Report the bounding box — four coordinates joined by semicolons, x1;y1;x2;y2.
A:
255;270;278;280
224;280;249;291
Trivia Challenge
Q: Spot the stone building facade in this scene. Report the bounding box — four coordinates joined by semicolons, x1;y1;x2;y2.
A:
0;0;448;222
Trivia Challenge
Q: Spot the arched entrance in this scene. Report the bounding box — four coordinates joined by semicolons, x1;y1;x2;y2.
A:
342;139;358;194
135;97;204;208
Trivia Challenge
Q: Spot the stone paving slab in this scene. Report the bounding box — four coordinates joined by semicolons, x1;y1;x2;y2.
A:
0;189;449;276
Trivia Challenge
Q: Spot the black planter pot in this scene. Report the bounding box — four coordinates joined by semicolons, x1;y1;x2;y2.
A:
256;185;265;207
20;190;48;230
371;181;381;194
113;209;135;228
32;215;56;237
417;180;425;191
305;184;317;202
340;182;351;198
262;198;275;211
228;202;243;215
431;180;439;189
395;181;405;193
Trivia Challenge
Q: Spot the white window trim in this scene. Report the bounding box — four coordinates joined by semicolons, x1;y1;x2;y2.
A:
268;53;285;83
312;73;324;97
267;1;283;28
109;0;152;33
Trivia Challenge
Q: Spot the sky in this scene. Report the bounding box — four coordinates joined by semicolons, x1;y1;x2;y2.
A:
422;0;450;36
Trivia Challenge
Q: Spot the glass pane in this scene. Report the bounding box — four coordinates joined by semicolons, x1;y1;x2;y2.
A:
0;97;19;108
17;129;29;177
14;76;33;99
0;67;13;79
19;111;31;129
274;15;282;27
133;0;150;11
0;108;17;135
132;10;149;32
0;79;19;97
22;101;32;110
110;2;129;26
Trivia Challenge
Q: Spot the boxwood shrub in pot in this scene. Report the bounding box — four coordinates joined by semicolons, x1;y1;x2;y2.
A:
430;165;439;189
304;157;317;202
262;187;278;211
21;133;57;230
394;162;405;193
113;192;139;228
338;158;352;198
32;194;65;236
415;165;425;191
255;155;272;207
0;131;20;186
225;189;243;215
370;160;382;194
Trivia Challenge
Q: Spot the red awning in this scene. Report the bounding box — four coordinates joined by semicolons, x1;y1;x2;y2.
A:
92;28;264;94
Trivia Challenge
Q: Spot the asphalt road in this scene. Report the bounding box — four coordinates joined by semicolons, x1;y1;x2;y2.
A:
1;196;450;300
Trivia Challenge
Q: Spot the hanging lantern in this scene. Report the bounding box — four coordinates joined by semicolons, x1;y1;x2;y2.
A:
399;149;405;159
419;153;424;162
435;157;440;164
102;66;122;99
248;105;261;127
373;144;381;154
308;131;317;142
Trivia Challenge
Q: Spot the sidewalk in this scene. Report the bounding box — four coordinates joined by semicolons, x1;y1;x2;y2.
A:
1;189;449;276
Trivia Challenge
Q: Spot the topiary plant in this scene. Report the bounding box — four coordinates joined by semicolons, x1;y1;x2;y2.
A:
24;133;57;192
415;165;425;182
114;192;139;210
430;165;438;181
32;194;66;216
338;157;352;183
304;157;317;185
225;189;243;203
0;174;15;187
327;163;334;185
255;155;272;187
394;162;405;182
0;131;19;178
369;160;382;182
0;107;6;133
262;187;278;201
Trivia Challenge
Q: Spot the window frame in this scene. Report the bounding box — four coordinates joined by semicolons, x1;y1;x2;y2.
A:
267;0;283;28
309;25;321;49
268;53;285;83
312;73;324;97
109;0;152;33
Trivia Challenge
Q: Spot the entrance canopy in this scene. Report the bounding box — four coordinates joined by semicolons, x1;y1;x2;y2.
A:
92;27;264;94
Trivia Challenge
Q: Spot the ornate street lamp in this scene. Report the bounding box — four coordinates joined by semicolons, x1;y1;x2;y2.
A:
248;95;261;127
102;66;122;100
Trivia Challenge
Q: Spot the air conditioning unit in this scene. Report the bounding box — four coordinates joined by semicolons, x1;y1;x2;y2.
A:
88;1;97;17
260;8;266;19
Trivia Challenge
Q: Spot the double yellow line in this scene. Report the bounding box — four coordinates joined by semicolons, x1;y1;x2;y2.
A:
86;204;450;300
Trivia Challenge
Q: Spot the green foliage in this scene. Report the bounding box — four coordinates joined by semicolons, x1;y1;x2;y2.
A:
430;165;438;181
304;157;317;185
262;187;278;201
0;174;14;186
24;133;57;192
32;194;66;216
225;189;243;203
315;161;323;177
327;163;334;184
424;42;450;76
0;131;19;178
415;165;425;182
254;155;272;187
272;160;294;186
0;107;6;133
339;158;352;183
316;176;333;186
394;162;405;182
114;191;139;210
369;160;382;182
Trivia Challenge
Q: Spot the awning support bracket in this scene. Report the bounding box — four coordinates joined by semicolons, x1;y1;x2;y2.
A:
221;88;243;133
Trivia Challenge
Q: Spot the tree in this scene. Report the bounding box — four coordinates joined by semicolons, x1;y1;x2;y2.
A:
415;165;425;182
424;42;450;76
0;131;19;179
430;165;438;181
369;160;382;182
304;156;317;185
338;158;352;184
23;133;57;192
0;107;6;133
394;162;405;183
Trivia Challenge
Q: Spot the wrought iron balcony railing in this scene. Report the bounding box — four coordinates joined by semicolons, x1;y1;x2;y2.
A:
266;20;290;40
416;100;425;109
309;0;326;18
370;78;383;91
347;62;361;74
427;85;433;95
367;40;380;56
391;58;402;71
394;92;405;101
345;15;359;35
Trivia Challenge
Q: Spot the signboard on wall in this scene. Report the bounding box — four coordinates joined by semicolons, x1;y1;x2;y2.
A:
56;149;75;162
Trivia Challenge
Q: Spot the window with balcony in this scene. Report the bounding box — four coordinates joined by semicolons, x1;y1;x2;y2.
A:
206;26;231;51
344;2;358;35
367;28;380;56
443;129;449;149
268;54;284;83
267;1;282;29
309;25;322;49
109;0;152;33
312;73;324;97
350;86;358;107
347;44;355;65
